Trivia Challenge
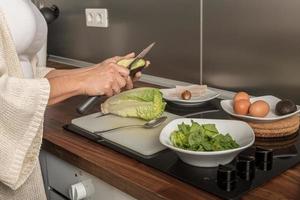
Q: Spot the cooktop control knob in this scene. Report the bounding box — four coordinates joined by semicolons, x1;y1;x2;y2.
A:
236;155;255;180
255;147;273;171
217;164;236;191
69;179;94;200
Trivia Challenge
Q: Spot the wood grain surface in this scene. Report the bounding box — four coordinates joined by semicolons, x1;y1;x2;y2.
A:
43;62;300;200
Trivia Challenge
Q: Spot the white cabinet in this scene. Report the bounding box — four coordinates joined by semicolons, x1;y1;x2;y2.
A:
40;150;136;200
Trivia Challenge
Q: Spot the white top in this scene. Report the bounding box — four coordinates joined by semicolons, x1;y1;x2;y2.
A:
0;0;47;78
0;8;50;199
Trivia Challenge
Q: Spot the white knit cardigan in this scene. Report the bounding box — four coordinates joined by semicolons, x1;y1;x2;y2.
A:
0;9;52;200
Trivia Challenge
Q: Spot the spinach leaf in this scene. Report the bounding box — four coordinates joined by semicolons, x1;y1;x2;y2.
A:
170;121;239;152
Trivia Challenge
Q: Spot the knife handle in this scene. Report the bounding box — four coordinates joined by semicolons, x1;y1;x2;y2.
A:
77;96;100;114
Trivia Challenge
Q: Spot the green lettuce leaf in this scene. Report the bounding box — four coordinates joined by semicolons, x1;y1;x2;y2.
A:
169;121;240;152
170;131;190;149
202;124;219;137
101;87;166;121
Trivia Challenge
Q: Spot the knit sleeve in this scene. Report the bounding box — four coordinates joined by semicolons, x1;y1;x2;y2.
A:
31;55;54;78
35;66;54;78
0;74;50;190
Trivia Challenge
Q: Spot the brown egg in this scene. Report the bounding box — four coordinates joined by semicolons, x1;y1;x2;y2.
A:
234;99;251;115
249;100;270;117
234;92;250;102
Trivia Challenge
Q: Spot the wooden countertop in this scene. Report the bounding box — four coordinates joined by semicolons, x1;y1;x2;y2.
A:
43;62;300;200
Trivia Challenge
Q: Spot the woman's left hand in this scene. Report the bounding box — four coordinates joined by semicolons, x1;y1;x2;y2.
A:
103;52;150;89
125;60;150;89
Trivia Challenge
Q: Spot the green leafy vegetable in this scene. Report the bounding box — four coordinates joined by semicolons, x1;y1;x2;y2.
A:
170;131;190;149
101;87;166;121
170;121;239;151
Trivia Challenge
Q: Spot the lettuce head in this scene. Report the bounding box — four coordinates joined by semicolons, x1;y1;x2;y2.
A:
101;87;166;121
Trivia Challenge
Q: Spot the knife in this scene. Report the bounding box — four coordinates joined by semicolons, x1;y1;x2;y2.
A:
127;42;155;77
77;42;156;114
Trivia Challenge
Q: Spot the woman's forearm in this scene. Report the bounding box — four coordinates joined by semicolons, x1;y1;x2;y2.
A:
47;72;86;105
46;66;95;79
46;66;99;105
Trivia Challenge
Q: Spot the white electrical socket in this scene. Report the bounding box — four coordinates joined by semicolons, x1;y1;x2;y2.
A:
85;8;108;28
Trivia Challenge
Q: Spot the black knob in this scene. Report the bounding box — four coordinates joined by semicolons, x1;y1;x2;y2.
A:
255;147;273;163
255;147;273;171
236;155;255;180
40;5;60;24
257;161;273;171
217;164;236;191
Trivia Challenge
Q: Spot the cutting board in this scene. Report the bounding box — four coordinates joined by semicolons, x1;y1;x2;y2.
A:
71;112;179;156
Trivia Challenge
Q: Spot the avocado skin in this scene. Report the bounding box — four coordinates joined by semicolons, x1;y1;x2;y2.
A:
275;99;297;115
129;66;145;77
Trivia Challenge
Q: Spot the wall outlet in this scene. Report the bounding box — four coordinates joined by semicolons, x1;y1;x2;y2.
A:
85;8;108;28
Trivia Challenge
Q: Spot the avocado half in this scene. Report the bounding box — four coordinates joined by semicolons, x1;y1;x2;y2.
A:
275;99;297;115
117;58;146;77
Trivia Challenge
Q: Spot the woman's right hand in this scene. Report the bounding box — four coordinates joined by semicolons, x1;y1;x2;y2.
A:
81;58;130;97
47;53;137;105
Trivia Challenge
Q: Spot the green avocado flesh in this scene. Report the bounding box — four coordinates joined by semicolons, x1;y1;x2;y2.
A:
117;58;146;70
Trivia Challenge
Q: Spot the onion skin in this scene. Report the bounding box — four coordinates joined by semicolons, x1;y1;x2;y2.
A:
181;90;192;100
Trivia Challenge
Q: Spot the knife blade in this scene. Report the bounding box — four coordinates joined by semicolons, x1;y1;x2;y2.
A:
77;42;156;114
128;42;155;77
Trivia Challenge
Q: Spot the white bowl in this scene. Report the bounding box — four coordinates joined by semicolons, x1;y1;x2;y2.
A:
221;95;300;122
159;118;255;167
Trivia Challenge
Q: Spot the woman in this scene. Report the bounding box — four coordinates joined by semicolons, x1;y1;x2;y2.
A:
0;0;142;199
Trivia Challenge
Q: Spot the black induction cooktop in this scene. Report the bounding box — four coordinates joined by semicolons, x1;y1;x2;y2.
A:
64;99;300;200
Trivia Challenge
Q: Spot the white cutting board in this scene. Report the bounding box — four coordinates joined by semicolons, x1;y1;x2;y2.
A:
71;112;179;156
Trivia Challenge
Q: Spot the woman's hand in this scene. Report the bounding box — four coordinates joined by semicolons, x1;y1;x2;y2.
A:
101;52;146;90
82;61;129;97
126;60;150;89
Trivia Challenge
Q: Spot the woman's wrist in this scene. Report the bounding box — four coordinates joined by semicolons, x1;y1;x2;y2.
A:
74;70;89;96
47;72;88;105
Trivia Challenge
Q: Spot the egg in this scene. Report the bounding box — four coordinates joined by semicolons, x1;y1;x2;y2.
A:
234;92;250;102
249;100;270;117
234;99;251;115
